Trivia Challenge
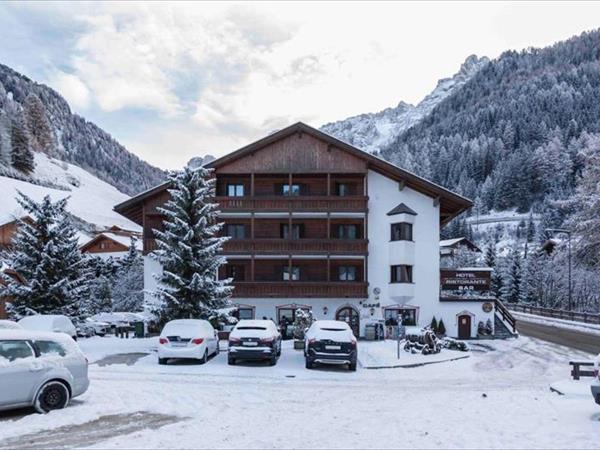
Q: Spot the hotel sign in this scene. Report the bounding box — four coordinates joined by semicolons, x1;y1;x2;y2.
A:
440;270;491;292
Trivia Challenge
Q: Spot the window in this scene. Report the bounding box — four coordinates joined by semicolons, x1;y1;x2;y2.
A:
281;224;303;239
227;184;245;197
0;340;34;362
282;266;300;281
282;184;302;196
384;308;417;326
226;224;246;239
335;183;353;196
337;224;358;239
238;307;254;320
35;340;67;357
391;223;413;241
227;265;246;281
99;241;109;250
338;266;357;281
391;265;413;283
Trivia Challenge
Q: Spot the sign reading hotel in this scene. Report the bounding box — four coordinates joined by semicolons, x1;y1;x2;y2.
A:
440;269;492;301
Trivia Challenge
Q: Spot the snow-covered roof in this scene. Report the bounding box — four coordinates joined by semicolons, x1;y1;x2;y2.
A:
440;238;465;247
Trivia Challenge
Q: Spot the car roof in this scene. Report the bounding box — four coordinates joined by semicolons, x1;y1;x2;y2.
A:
165;319;210;326
0;329;73;342
19;315;70;323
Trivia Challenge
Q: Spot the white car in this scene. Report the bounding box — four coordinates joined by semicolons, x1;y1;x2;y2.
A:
228;320;282;366
304;320;357;371
592;353;600;406
19;315;77;340
0;320;23;330
84;318;110;336
0;330;89;413
158;319;219;365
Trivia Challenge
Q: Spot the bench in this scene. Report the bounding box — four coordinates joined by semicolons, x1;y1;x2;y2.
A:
569;360;596;380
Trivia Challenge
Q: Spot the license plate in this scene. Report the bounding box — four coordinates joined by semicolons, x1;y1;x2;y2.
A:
325;345;341;350
172;342;187;347
243;341;258;346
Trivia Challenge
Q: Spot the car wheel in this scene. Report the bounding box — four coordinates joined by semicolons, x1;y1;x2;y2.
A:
349;361;357;371
228;356;236;365
200;350;208;365
269;355;277;366
305;358;313;369
158;358;168;365
35;381;70;413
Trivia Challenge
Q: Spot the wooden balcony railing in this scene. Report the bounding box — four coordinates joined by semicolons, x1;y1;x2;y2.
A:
214;196;368;212
231;282;368;298
223;239;368;255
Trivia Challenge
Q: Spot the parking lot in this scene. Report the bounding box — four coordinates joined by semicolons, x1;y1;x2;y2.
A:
1;336;599;449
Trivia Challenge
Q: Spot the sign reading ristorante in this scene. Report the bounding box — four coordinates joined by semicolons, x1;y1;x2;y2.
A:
440;269;491;292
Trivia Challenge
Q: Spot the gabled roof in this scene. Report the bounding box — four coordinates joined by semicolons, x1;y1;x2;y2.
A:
79;232;141;253
439;237;481;252
387;203;417;216
115;122;472;225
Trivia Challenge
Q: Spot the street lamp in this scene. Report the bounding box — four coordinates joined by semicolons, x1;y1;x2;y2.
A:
545;228;572;311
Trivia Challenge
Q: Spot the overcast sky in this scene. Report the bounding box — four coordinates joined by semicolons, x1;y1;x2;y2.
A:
1;1;600;169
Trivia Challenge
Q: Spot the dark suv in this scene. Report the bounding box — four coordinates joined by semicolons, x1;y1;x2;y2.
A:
304;320;357;371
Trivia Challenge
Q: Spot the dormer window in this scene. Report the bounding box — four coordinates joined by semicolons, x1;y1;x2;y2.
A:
391;223;413;241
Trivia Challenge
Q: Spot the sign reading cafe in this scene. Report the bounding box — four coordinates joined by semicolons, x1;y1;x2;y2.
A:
440;269;492;301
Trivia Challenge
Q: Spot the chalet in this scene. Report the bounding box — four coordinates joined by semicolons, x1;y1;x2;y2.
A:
0;216;32;250
0;268;25;320
440;237;481;263
115;122;505;339
79;226;142;259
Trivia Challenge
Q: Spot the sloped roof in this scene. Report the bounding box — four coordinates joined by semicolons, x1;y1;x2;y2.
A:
115;122;472;225
79;232;142;253
387;203;417;216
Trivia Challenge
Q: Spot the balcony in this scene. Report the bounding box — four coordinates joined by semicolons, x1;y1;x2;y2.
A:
223;238;368;255
214;196;368;213
231;282;368;298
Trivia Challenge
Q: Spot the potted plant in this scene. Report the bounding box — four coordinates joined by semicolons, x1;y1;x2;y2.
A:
292;308;313;350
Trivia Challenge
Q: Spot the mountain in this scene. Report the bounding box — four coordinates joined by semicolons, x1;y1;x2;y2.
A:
0;63;165;196
320;55;489;154
0;152;140;236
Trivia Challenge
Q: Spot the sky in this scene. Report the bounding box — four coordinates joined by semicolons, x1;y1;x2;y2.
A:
1;1;600;170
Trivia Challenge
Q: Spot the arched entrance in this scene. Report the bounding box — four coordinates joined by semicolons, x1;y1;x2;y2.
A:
336;306;360;338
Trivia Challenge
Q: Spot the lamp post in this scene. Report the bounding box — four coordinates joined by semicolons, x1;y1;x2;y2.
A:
546;228;572;311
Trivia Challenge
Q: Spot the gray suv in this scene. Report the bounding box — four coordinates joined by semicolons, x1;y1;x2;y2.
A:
0;330;89;413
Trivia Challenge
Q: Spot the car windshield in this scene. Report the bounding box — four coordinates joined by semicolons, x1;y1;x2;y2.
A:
237;326;267;331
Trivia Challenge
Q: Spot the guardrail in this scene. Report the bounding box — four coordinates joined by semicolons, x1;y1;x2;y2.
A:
495;299;517;333
507;304;600;325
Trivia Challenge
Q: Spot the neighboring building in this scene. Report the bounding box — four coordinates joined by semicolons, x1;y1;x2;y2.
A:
0;268;25;319
80;226;142;259
115;122;507;339
0;216;32;250
440;237;481;265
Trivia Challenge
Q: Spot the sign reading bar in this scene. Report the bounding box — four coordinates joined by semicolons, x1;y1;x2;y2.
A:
440;270;491;292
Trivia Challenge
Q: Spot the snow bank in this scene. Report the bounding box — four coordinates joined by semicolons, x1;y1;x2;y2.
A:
513;311;600;337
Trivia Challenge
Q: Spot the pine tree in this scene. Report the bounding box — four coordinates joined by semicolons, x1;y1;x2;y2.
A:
23;94;55;154
111;238;144;312
2;193;91;317
152;166;232;322
430;316;438;331
501;250;522;303
10;117;34;174
484;240;502;298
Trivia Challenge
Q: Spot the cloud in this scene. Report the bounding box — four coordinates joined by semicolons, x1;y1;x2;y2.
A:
47;70;91;110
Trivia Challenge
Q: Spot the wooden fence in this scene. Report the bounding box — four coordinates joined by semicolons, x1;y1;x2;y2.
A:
507;304;600;325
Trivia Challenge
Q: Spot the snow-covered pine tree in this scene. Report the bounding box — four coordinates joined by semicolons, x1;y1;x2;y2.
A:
483;240;502;298
111;237;144;312
152;166;232;322
10;116;34;174
23;93;55;154
500;250;522;303
2;193;91;318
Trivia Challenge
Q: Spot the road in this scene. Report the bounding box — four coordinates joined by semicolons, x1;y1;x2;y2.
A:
517;319;600;355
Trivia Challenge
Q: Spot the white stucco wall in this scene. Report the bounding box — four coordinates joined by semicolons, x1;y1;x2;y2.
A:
144;255;162;306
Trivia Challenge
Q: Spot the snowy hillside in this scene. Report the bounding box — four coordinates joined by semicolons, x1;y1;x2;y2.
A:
0;152;140;233
320;55;489;153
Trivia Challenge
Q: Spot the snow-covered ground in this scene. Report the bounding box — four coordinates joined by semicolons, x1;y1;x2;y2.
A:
0;153;139;232
0;336;598;449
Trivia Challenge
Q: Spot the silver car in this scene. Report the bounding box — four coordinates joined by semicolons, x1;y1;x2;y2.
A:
0;330;90;413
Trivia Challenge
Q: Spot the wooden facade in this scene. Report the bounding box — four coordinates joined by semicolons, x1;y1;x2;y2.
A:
114;122;473;300
80;235;129;254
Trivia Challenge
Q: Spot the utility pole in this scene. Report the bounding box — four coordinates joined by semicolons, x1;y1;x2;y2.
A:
546;228;572;311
